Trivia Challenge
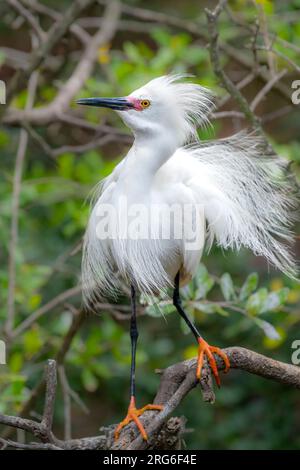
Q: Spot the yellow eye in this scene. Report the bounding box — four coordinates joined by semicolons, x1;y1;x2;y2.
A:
140;99;150;109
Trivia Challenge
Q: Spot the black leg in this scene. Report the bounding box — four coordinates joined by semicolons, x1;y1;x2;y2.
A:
114;284;163;441
130;284;138;398
173;271;202;341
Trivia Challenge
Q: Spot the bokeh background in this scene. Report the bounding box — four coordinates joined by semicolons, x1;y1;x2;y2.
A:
0;0;300;449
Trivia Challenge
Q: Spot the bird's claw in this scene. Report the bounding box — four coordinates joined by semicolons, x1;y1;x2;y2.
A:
114;396;163;441
196;337;230;387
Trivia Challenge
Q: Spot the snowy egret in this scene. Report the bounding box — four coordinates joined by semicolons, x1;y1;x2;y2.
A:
77;75;297;441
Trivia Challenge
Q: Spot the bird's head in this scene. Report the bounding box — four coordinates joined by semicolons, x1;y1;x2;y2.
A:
77;74;214;144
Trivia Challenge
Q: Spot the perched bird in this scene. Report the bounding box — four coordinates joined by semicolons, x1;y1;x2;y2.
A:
77;75;297;441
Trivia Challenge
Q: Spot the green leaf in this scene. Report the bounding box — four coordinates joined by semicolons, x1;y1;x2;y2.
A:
245;288;268;315
57;153;75;178
23;327;43;357
263;326;287;349
145;303;163;317
81;369;98;392
0;130;9;148
194;264;215;299
239;273;259;301
92;362;111;379
261;288;289;313
9;352;23;373
220;273;236;301
253;318;280;340
180;309;195;335
192;302;229;316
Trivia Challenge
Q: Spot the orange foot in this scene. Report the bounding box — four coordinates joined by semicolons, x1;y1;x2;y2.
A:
196;337;230;387
114;396;163;441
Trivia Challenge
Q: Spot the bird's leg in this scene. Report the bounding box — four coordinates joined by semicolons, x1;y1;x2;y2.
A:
173;272;230;387
114;285;163;441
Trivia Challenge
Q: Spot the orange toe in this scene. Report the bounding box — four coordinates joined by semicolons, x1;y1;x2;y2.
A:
114;396;163;441
196;337;230;387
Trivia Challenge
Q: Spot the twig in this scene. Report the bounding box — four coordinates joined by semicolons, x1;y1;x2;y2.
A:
58;366;72;440
2;0;97;112
12;285;82;338
262;105;293;124
5;71;39;338
49;135;116;157
41;360;57;432
205;1;262;134
0;438;62;450
216;71;257;109
254;1;276;76
250;69;287;111
3;1;121;126
22;0;91;45
254;45;300;74
112;0;291;101
211;110;245;120
8;0;45;43
1;309;86;441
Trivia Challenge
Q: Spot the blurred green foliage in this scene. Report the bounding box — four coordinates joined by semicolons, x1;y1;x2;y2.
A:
0;0;300;450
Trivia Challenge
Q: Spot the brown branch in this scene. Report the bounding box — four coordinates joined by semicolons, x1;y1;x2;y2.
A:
23;121;131;160
3;0;121;126
1;347;299;450
5;70;39;339
205;1;262;134
8;0;45;43
2;0;97;113
115;346;300;450
111;0;291;101
11;285;82;338
254;44;300;74
250;69;288;111
1;308;86;441
22;0;91;45
41;360;57;432
58;366;72;440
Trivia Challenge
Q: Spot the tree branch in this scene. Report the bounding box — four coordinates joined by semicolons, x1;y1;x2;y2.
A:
3;0;121;126
1;347;299;450
2;0;97;113
8;0;46;43
205;1;262;133
5;70;39;339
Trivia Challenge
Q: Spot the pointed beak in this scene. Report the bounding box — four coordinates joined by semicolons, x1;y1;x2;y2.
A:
76;97;134;111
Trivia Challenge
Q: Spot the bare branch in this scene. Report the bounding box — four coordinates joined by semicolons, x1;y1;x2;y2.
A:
1;348;299;450
250;69;287;111
22;0;91;45
254;1;276;76
8;0;45;42
3;1;121;126
1;308;86;441
116;347;300;449
205;1;262;134
112;0;291;101
11;285;82;338
41;360;57;432
254;44;300;74
262;105;293;124
2;0;97;113
5;70;39;338
211;110;245;120
58;366;72;440
0;438;62;450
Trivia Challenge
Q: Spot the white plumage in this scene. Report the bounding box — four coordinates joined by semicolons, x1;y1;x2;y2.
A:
81;75;297;306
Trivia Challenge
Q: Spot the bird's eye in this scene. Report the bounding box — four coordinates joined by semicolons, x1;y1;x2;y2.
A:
140;99;150;109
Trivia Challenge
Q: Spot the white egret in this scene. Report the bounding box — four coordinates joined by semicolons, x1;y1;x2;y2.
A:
77;75;297;441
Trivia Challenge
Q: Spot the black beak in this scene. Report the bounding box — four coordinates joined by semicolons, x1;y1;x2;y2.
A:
76;97;134;111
